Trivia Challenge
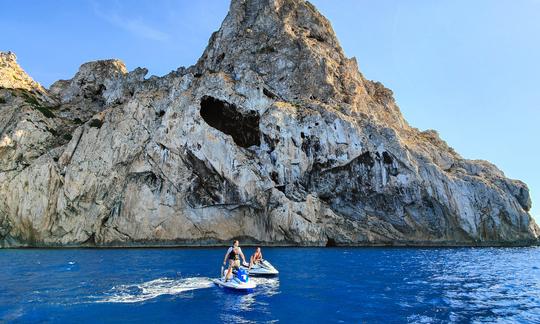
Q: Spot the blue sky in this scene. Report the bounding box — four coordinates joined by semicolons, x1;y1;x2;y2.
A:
1;0;538;222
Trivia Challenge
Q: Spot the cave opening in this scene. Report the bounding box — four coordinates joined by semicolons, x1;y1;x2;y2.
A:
382;152;393;165
200;96;261;148
326;237;337;247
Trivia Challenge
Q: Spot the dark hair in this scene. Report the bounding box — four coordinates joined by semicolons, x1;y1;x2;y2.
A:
233;240;239;245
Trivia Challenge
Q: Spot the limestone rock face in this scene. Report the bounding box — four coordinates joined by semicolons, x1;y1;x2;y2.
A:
0;0;538;247
1;52;48;96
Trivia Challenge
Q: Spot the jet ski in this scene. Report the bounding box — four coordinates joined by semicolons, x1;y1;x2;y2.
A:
241;259;279;276
213;267;256;291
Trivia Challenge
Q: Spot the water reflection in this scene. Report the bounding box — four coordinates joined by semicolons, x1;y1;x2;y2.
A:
219;277;280;323
402;248;540;323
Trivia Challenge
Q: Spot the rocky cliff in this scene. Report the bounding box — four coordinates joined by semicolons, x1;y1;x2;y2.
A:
0;0;538;247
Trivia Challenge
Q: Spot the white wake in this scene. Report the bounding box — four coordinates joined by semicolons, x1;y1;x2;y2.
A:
95;277;214;303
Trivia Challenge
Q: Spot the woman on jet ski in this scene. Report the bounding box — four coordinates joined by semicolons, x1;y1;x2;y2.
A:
249;247;263;270
222;240;247;282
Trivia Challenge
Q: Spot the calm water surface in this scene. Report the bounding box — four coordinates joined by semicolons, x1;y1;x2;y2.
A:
1;247;539;323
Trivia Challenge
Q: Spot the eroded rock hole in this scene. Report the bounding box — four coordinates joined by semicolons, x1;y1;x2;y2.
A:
263;88;277;99
382;152;393;164
215;53;225;64
358;152;374;168
326;237;337;247
200;96;261;148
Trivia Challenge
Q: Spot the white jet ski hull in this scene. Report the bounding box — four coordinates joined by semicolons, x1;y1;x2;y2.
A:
213;278;256;291
241;260;279;276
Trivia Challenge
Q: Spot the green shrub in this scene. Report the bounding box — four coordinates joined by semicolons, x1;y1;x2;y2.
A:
35;106;55;118
46;127;58;136
21;91;40;106
63;133;73;141
89;119;103;128
17;90;56;118
0;97;6;104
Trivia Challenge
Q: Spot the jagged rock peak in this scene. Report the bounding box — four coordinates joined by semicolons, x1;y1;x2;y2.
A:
75;59;128;80
49;59;129;103
0;51;47;94
196;0;369;108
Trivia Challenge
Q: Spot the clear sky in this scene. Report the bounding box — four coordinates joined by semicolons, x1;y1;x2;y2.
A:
1;0;538;222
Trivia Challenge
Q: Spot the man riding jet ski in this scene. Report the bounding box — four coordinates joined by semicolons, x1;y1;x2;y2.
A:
222;240;248;282
213;240;256;291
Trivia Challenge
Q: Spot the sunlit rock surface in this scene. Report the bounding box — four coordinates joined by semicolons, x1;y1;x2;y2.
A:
0;0;538;247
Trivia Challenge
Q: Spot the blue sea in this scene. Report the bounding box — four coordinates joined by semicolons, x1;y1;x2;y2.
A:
1;247;539;323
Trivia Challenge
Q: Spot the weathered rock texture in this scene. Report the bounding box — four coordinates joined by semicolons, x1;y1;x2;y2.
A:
0;0;538;247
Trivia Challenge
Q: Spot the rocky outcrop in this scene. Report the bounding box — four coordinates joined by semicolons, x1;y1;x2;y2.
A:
0;52;48;96
0;0;538;247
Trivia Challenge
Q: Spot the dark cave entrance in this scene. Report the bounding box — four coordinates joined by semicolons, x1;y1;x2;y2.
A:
200;96;261;148
326;237;337;247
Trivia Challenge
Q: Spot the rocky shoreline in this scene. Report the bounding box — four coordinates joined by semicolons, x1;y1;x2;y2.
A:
6;240;540;249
